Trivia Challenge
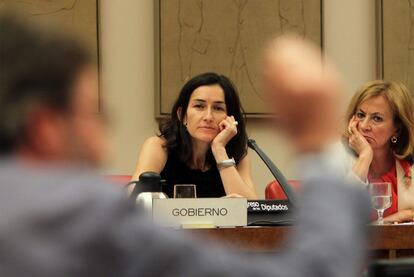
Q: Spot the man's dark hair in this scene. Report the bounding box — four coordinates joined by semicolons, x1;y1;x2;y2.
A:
159;72;248;165
0;14;90;154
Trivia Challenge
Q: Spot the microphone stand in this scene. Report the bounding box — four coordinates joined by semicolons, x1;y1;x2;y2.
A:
248;138;297;206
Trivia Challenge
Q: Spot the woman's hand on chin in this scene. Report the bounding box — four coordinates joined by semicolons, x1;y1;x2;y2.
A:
211;116;238;149
348;116;373;159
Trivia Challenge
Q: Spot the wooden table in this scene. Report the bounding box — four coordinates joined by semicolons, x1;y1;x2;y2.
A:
187;225;414;259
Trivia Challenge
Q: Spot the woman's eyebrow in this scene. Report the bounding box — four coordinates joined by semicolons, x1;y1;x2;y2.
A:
371;112;384;117
192;99;225;105
358;108;384;117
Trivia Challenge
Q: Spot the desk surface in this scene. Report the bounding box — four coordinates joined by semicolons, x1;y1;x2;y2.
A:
186;225;414;254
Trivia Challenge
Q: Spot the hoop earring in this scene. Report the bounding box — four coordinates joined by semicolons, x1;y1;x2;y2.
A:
391;136;398;144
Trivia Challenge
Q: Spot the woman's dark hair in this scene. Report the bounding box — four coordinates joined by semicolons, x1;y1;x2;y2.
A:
159;72;248;166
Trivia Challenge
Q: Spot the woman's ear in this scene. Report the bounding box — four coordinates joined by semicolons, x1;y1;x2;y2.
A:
393;124;402;138
177;107;182;120
177;107;186;123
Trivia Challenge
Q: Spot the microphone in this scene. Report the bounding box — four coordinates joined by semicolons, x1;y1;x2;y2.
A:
248;138;297;207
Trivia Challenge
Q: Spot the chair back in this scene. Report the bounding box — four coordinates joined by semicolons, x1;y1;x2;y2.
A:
265;180;301;200
106;175;132;186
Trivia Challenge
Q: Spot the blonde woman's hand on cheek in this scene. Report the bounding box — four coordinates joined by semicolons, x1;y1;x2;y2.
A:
211;116;238;149
348;116;373;159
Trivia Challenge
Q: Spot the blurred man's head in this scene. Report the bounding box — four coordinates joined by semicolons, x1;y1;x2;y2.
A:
262;35;342;153
0;14;107;166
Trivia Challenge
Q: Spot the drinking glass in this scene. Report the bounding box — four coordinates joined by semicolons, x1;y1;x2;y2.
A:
369;182;392;225
173;184;197;198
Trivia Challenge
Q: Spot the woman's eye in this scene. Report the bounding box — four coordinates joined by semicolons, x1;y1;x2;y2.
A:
214;106;225;111
356;112;365;119
373;116;383;122
194;104;204;109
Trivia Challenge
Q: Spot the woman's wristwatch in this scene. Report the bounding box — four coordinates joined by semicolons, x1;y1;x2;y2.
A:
217;158;236;171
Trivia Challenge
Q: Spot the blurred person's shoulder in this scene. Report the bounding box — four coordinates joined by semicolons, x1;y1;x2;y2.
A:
0;158;152;275
297;140;368;187
0;157;132;219
298;141;353;177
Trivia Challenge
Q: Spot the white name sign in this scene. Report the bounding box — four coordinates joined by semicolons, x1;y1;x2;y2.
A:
152;198;247;228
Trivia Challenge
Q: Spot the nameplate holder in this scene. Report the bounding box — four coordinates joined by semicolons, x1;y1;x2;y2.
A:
152;198;247;228
247;200;294;226
247;200;292;213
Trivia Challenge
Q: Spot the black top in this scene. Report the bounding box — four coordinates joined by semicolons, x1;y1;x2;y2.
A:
160;153;225;198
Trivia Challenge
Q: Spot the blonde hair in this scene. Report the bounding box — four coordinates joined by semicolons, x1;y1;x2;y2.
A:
344;80;414;161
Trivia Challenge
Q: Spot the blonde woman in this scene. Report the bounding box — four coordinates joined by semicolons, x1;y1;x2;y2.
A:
344;80;414;223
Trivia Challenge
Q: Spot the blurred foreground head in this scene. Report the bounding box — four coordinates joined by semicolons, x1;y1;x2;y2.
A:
263;35;343;153
0;14;106;166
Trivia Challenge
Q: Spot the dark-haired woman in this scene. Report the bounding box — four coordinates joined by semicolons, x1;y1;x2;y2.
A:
131;72;257;199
